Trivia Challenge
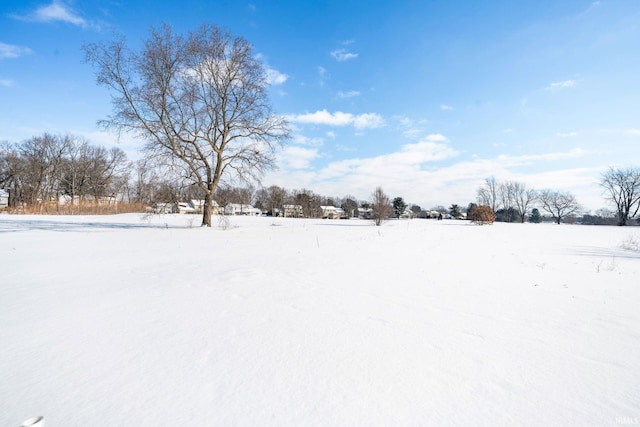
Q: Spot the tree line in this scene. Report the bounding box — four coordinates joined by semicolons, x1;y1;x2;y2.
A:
2;134;639;226
471;170;640;226
0;134;129;213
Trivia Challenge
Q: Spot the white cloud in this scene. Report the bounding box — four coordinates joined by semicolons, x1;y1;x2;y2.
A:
326;131;336;139
11;0;100;29
337;90;360;99
440;104;454;111
331;49;358;62
352;113;384;130
627;129;640;136
335;144;356;152
35;1;87;26
265;67;288;85
279;146;319;169
291;134;324;146
556;132;578;137
0;42;33;59
496;148;585;165
287;110;385;130
316;135;457;180
0;78;14;87
545;80;576;91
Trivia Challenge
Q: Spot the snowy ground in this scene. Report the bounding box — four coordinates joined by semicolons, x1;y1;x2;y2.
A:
1;213;639;426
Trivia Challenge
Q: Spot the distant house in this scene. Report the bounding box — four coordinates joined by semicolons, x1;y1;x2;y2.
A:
177;202;196;214
399;209;413;219
320;205;343;219
0;189;8;209
176;200;221;215
224;203;262;216
282;204;303;218
189;199;221;215
357;208;373;219
426;210;445;219
154;202;175;214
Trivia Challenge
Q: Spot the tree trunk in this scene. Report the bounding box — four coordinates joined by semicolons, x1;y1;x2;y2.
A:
202;190;213;227
618;211;627;226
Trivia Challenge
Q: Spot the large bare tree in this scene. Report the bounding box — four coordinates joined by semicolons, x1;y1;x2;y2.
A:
477;176;500;213
511;181;538;223
601;166;640;226
84;23;289;226
539;189;581;224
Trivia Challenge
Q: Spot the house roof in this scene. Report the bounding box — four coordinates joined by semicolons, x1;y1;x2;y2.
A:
191;199;219;207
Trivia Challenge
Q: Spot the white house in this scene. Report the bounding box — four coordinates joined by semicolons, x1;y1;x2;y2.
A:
282;204;303;218
176;200;221;215
320;205;343;219
224;203;262;216
0;189;9;209
154;202;175;214
177;202;196;214
357;208;373;219
189;199;220;215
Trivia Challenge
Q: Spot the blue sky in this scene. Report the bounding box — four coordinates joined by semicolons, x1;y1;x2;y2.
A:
1;0;640;211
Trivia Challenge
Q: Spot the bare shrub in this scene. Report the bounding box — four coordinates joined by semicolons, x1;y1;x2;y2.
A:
620;235;640;252
468;205;496;225
218;215;232;230
371;186;391;226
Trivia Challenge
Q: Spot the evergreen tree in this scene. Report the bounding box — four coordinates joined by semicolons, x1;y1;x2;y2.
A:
449;204;462;219
393;197;408;218
529;208;542;223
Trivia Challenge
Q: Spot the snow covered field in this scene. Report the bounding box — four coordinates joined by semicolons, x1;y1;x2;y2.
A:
1;213;639;426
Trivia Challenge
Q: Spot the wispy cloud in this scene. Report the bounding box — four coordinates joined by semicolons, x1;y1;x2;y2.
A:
331;49;358;62
556;132;578;137
288;110;384;130
496;148;585;165
337;90;360;99
440;104;454;111
577;1;601;18
265;66;288;85
291;134;324;147
317;66;327;87
0;42;33;59
13;1;90;28
545;80;576;91
395;115;430;140
0;78;14;87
